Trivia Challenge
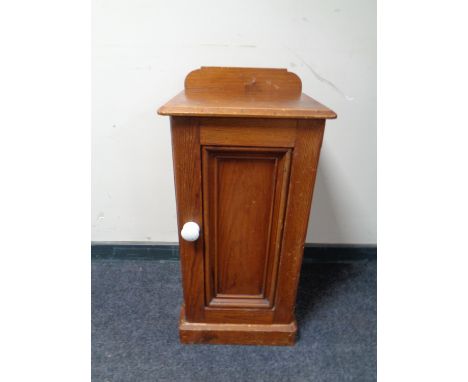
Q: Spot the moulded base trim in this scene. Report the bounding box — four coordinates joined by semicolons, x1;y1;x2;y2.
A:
178;306;297;346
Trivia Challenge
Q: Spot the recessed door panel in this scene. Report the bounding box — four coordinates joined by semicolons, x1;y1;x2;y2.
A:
202;146;291;309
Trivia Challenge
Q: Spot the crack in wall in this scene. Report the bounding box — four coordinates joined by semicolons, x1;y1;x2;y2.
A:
287;47;354;101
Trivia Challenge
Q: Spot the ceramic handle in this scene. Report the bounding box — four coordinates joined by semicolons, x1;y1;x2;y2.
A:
181;222;200;242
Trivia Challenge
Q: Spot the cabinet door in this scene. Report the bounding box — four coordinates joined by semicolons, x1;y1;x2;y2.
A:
202;146;291;312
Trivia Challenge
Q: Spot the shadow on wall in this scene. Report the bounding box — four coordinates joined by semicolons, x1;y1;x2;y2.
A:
306;149;345;243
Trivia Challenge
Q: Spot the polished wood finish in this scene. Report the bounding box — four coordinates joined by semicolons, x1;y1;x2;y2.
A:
274;120;325;323
202;146;291;310
170;117;205;322
185;67;302;96
158;67;337;119
179;306;296;346
200;118;297;148
159;67;336;345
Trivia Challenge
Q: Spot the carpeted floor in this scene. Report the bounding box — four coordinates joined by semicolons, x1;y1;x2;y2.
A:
92;259;376;381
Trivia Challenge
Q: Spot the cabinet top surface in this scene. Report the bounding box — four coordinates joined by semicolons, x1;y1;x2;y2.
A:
157;67;337;119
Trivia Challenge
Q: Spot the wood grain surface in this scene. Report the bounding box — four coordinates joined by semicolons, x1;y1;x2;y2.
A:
179;306;296;346
162;67;335;345
185;66;302;95
202;146;291;310
170;117;205;322
158;67;336;119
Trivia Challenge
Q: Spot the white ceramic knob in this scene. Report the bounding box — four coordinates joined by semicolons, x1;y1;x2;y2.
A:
181;222;200;242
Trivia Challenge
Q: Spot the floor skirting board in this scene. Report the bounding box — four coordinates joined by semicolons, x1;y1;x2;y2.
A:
91;243;376;263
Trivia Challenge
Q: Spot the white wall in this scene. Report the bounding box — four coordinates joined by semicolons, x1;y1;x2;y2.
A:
92;0;376;244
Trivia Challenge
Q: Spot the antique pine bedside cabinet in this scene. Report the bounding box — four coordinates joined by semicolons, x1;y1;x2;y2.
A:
157;67;336;346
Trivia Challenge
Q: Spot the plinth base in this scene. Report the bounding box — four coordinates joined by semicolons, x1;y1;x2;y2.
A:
179;307;297;346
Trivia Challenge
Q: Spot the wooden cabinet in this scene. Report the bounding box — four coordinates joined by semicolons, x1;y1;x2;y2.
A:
158;67;336;345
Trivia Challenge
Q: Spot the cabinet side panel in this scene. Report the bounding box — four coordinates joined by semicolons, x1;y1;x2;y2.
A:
274;119;325;323
170;117;205;321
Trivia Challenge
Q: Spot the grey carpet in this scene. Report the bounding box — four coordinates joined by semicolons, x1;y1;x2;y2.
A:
92;259;376;382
